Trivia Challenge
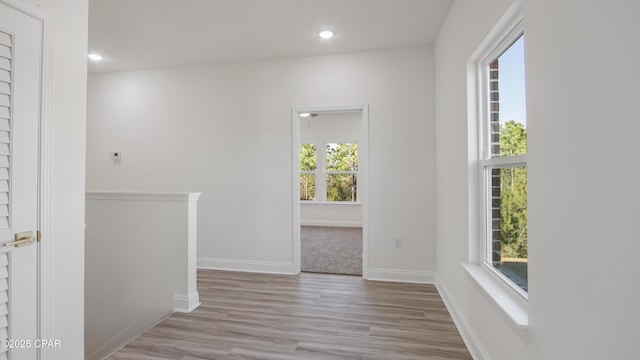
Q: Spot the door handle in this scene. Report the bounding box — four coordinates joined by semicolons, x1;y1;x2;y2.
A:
4;231;36;247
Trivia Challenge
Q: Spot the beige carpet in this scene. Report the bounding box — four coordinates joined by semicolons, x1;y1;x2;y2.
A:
301;226;362;276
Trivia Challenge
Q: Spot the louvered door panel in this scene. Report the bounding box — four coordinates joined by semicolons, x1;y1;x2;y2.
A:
0;4;41;359
0;31;9;231
0;30;11;360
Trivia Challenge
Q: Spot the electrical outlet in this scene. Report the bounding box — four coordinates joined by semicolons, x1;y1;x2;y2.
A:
394;238;402;249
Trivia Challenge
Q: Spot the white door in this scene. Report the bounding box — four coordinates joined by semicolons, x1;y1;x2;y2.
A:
0;2;42;359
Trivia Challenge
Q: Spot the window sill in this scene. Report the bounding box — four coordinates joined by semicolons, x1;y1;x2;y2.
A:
462;263;529;332
300;201;361;206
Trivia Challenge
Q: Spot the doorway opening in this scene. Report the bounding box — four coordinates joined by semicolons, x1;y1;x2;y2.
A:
292;105;369;277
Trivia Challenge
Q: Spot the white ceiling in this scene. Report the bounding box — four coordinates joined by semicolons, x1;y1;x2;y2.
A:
88;0;453;73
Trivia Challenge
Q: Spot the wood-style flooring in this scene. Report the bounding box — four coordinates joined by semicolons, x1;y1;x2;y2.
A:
108;270;472;360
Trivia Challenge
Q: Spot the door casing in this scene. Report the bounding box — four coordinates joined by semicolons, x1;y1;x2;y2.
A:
291;104;369;277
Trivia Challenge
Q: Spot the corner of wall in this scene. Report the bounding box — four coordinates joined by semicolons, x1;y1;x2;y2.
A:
174;292;200;313
435;274;491;360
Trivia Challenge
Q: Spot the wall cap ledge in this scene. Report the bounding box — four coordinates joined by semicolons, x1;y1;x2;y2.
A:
86;191;201;202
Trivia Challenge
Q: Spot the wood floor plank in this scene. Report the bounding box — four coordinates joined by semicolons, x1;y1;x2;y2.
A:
108;270;471;360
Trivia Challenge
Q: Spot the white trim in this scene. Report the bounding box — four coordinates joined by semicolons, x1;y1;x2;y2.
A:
38;11;53;360
292;104;369;277
479;154;527;168
198;257;295;275
300;141;319;202
323;140;359;203
0;0;45;16
367;268;434;284
85;310;173;360
467;0;529;298
173;292;200;313
292;108;301;273
476;14;526;262
300;220;362;228
85;191;201;202
300;140;361;204
295;104;366;114
435;274;492;360
39;25;53;360
301;201;362;206
463;263;529;331
479;18;525;79
360;105;369;279
471;0;524;162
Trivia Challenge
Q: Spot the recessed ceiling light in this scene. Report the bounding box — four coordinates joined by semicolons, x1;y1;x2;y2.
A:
88;53;103;61
318;30;334;39
299;112;311;118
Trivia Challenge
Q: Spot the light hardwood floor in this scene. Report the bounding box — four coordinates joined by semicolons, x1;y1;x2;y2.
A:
108;270;472;360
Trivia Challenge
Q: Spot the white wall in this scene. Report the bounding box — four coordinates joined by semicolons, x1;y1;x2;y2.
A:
15;0;88;358
300;203;362;227
435;0;640;359
300;111;362;226
525;0;640;358
85;192;200;360
300;111;360;143
87;46;436;280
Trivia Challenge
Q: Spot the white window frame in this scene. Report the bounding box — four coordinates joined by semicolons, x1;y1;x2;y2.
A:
299;142;318;203
323;141;359;204
465;0;529;332
478;19;527;299
300;140;360;204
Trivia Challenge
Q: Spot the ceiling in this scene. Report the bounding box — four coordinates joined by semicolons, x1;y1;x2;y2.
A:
88;0;453;73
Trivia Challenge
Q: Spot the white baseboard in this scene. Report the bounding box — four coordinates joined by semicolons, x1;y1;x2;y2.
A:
85;310;173;360
435;274;491;360
174;291;200;313
366;268;435;284
198;257;295;275
300;220;363;227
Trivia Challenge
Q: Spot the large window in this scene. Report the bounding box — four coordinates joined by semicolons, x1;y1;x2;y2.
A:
300;142;358;203
480;31;528;293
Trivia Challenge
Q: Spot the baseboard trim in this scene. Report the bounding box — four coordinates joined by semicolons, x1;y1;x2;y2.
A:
174;291;200;313
435;274;491;360
300;220;363;228
198;257;295;275
85;309;173;360
366;268;435;284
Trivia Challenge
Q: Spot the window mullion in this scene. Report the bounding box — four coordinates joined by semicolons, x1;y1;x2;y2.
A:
319;142;326;202
481;154;527;168
325;171;357;175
